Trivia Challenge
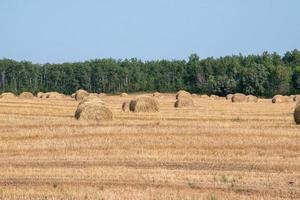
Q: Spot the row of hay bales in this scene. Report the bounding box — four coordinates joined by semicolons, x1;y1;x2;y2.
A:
271;94;300;103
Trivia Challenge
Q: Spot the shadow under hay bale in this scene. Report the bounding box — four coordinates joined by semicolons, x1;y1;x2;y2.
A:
294;104;300;124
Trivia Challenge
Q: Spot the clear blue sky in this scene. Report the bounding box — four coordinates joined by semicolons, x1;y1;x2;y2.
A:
1;0;300;63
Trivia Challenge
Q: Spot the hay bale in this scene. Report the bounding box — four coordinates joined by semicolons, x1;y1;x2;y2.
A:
122;101;130;112
46;92;64;99
0;92;16;99
153;92;161;97
247;95;258;103
176;90;191;99
191;94;198;97
174;97;194;108
231;93;247;103
272;95;289;103
99;93;107;97
293;95;300;102
226;94;233;100
294;104;300;124
199;94;209;99
75;101;113;121
120;93;128;97
210;95;220;100
37;92;45;98
75;89;89;101
19;92;34;99
129;96;159;112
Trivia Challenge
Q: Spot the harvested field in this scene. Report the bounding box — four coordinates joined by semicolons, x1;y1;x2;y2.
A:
0;93;299;200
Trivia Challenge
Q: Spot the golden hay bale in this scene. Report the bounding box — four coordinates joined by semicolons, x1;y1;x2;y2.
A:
99;93;107;97
0;92;16;99
75;101;113;121
46;92;64;99
174;97;194;108
210;95;220;100
247;95;258;103
231;93;247;103
19;92;34;99
226;94;233;100
37;92;45;98
75;89;89;101
129;96;159;112
199;94;209;99
122;101;130;112
153;92;161;97
176;90;191;99
272;95;289;103
120;93;128;97
294;104;300;124
293;95;300;102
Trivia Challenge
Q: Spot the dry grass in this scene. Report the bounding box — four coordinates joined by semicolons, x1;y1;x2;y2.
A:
0;93;299;200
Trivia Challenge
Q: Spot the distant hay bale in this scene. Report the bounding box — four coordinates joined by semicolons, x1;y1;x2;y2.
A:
293;95;300;102
19;92;34;99
120;93;128;97
98;93;107;97
89;93;99;97
153;92;161;97
210;95;220;100
174;97;194;108
46;92;64;99
231;93;247;103
176;90;191;99
129;96;159;112
122;101;130;112
294;104;300;125
78;96;105;107
226;94;233;100
75;101;113;121
0;92;16;99
199;94;209;99
247;95;258;103
75;89;89;101
37;92;45;98
272;95;289;103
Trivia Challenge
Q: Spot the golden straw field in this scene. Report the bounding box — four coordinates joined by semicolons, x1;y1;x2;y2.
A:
0;94;299;200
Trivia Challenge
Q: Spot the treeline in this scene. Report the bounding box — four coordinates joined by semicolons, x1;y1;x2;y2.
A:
0;50;300;97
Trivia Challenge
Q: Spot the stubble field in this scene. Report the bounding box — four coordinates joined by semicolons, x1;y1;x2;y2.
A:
0;94;299;200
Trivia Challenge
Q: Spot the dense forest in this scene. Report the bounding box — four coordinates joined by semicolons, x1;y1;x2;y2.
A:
0;50;300;97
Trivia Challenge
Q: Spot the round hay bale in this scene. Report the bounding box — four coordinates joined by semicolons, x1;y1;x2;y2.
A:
272;95;289;103
78;96;105;107
210;95;220;100
153;92;161;97
0;92;16;99
19;92;34;99
231;93;247;103
46;92;64;99
174;97;194;108
75;89;89;101
247;95;258;103
75;101;113;121
37;92;45;98
122;101;130;112
294;104;300;124
98;93;107;97
176;90;191;99
199;94;209;99
129;96;159;112
293;95;300;102
120;93;128;97
226;94;233;100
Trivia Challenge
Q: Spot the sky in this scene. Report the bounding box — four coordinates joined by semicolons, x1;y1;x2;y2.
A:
0;0;300;63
